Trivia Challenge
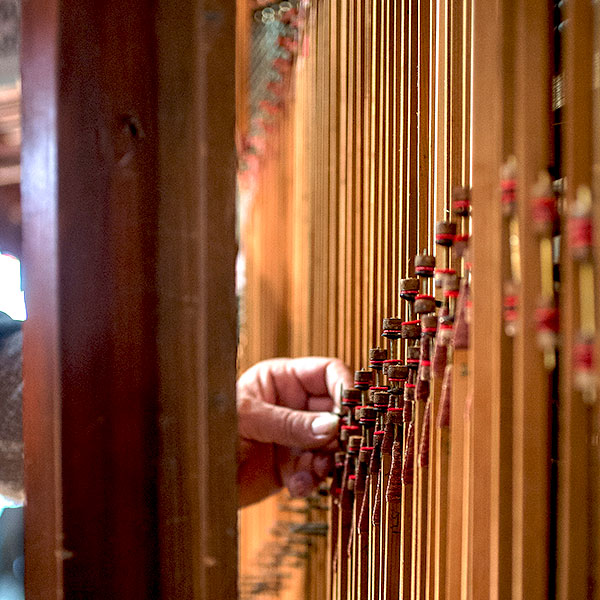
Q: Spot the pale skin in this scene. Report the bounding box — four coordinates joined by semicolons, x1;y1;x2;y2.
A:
237;357;353;507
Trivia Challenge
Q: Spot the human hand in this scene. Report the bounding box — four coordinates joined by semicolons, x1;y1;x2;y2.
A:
237;357;353;507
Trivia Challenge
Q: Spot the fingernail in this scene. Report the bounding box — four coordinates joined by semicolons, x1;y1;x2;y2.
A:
288;471;314;498
311;413;339;437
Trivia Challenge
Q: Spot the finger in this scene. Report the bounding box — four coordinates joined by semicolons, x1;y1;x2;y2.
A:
286;470;318;498
279;357;353;400
238;393;340;449
251;359;311;410
280;450;318;498
312;452;333;479
307;395;333;412
237;358;353;412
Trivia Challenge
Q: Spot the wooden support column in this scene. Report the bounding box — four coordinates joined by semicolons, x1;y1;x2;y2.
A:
21;1;237;598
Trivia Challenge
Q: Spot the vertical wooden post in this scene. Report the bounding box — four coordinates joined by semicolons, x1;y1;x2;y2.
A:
558;0;594;597
512;2;552;598
22;1;237;598
21;0;62;596
471;1;502;598
156;1;237;598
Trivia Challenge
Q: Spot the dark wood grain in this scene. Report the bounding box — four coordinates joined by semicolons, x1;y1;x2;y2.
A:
22;0;237;598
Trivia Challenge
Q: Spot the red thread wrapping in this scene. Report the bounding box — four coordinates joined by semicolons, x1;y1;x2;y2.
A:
535;306;559;333
433;336;449;379
329;460;344;499
355;454;370;494
358;479;371;534
403;401;413;424
418;401;431;467
388;408;404;424
437;365;453;428
574;342;594;371
417;335;432;385
372;473;383;526
359;437;382;533
569;217;593;250
386;441;404;501
532;196;558;225
339;455;353;505
453;200;471;212
501;179;516;204
453;284;470;350
401;423;415;485
416;377;430;403
434;268;456;274
380;418;395;455
369;435;382;477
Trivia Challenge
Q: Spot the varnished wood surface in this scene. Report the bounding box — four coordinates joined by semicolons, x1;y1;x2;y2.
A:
513;2;552;598
22;1;237;598
471;0;502;596
558;0;594;597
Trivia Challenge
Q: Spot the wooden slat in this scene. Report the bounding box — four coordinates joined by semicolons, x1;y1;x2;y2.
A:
557;0;594;598
512;1;552;598
592;1;600;596
470;0;504;597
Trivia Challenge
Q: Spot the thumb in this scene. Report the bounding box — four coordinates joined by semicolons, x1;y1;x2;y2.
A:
239;400;340;449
